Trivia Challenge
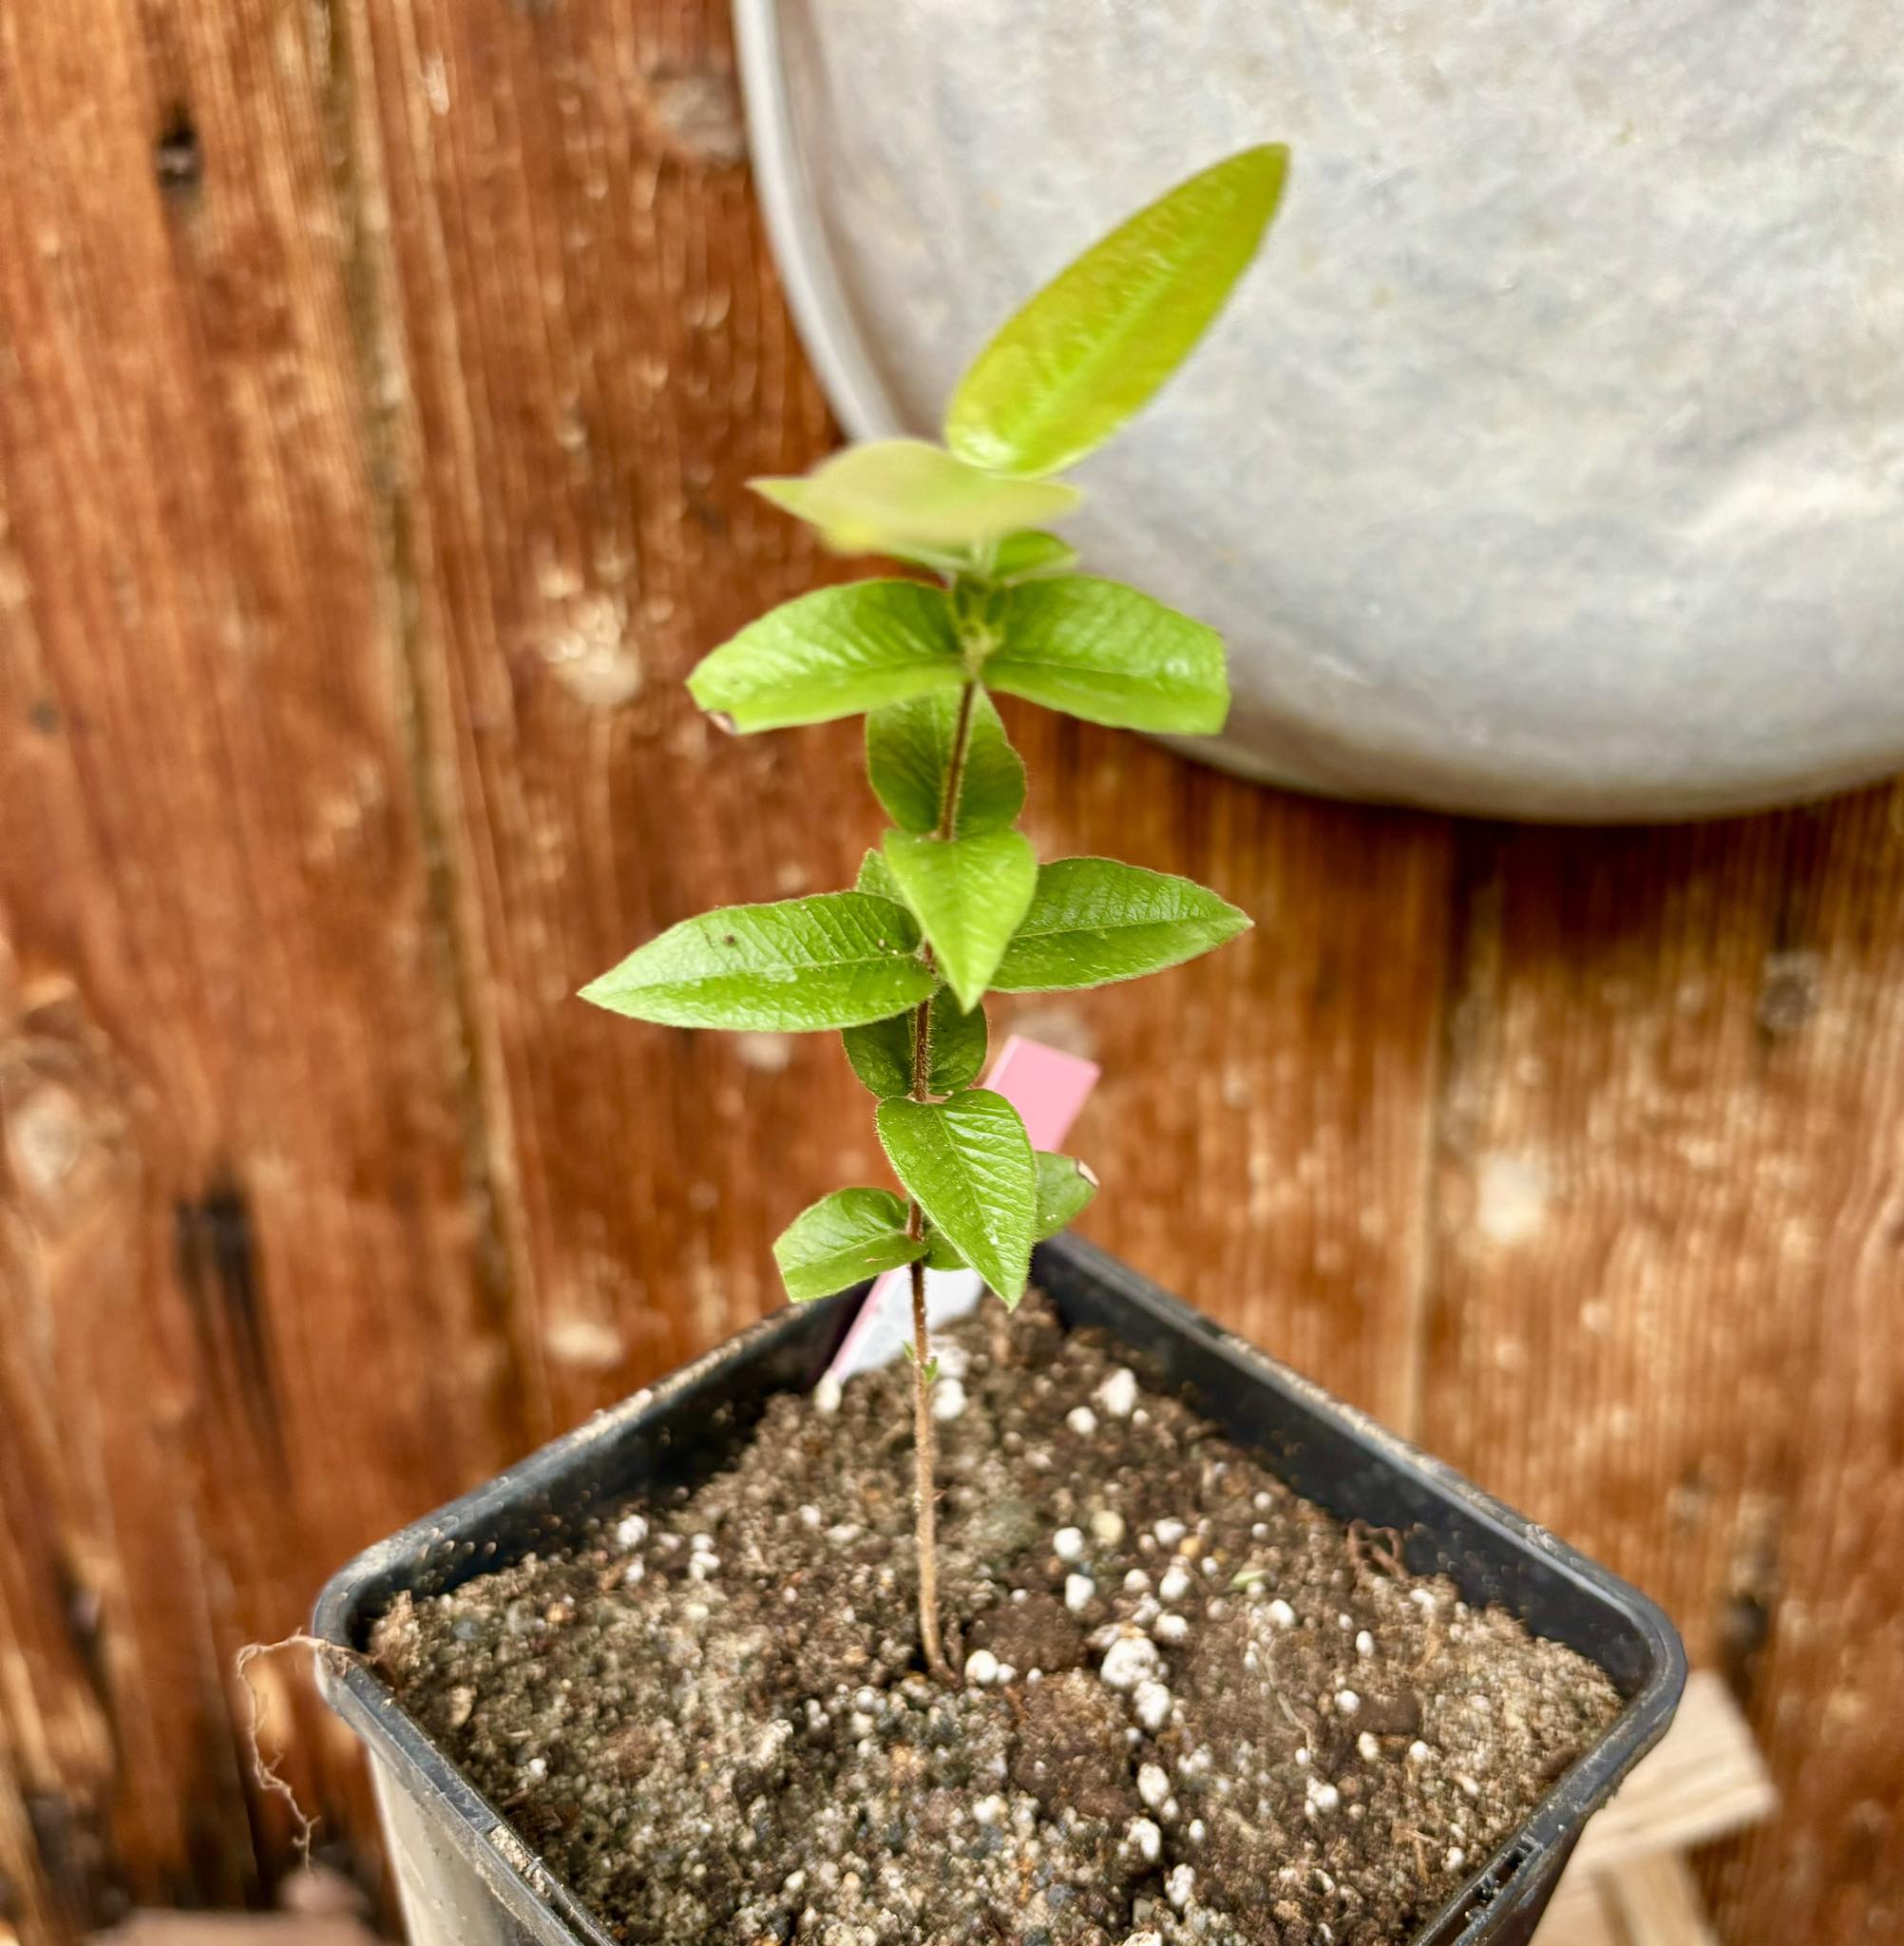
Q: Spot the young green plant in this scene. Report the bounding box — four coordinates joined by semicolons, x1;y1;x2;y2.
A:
583;144;1288;1679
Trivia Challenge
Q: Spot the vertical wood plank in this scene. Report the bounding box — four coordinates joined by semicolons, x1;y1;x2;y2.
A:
1421;788;1904;1943
1001;726;1455;1427
0;0;520;1923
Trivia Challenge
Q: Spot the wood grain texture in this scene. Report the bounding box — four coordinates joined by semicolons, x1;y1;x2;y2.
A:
0;0;523;1927
0;3;1898;1942
1421;797;1904;1943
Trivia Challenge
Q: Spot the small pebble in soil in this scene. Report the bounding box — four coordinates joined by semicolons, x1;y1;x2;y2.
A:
1099;1633;1161;1690
1055;1526;1087;1562
1067;1404;1099;1435
1095;1366;1139;1419
1133;1678;1173;1733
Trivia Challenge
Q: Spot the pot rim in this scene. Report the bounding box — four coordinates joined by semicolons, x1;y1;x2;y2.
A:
314;1234;1685;1946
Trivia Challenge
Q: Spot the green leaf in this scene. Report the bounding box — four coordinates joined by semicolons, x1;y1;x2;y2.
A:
866;688;1026;836
751;439;1080;558
686;581;962;732
842;990;987;1098
581;893;934;1031
924;995;988;1091
883;828;1038;1010
854;848;903;902
922;1227;967;1272
944;144;1289;477
1034;1152;1099;1239
991;858;1249;993
875;1091;1036;1305
773;1189;924;1302
991;530;1079;582
985;576;1228;734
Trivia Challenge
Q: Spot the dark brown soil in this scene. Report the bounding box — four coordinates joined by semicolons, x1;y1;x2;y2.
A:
373;1296;1620;1946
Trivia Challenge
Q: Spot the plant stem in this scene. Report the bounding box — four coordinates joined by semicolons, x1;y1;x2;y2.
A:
938;678;980;841
903;676;981;1683
906;1252;948;1680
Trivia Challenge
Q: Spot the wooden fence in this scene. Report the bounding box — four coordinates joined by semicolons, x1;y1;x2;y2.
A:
0;4;1898;1940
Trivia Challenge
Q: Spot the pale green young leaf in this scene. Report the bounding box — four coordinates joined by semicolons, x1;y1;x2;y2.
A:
883;828;1038;1010
866;688;1025;836
991;858;1249;992
581;893;933;1031
985;576;1228;734
842;991;987;1098
773;1188;924;1302
944;144;1289;477
686;581;962;732
875;1091;1036;1305
751;440;1080;558
1034;1151;1099;1238
991;530;1079;582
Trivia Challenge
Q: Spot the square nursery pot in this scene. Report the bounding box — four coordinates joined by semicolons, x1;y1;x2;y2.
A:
314;1236;1685;1946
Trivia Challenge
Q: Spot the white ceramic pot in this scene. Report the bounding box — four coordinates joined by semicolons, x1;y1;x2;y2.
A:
736;0;1904;820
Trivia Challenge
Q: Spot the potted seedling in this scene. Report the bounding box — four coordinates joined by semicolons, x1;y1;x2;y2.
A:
316;149;1681;1946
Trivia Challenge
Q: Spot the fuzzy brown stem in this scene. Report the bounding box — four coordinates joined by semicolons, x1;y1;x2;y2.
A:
907;1250;949;1680
901;676;981;1682
937;679;980;840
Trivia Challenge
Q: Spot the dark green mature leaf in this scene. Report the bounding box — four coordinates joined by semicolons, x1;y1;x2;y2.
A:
876;1091;1036;1305
922;1228;967;1271
866;688;1025;836
686;581;962;731
581;893;934;1031
985;576;1228;734
842;990;987;1098
991;858;1249;992
883;828;1038;1010
751;439;1079;559
773;1189;923;1302
1034;1152;1098;1238
990;530;1079;582
944;144;1289;477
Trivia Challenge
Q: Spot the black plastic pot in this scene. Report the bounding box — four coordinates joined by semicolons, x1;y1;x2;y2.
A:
314;1235;1684;1946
